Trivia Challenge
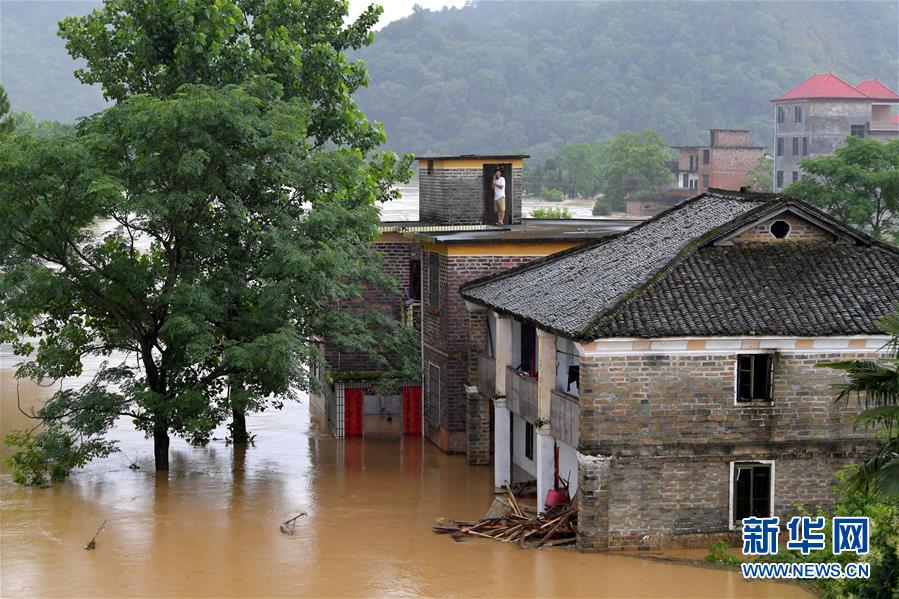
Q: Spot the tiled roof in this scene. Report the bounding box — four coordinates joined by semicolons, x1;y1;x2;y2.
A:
461;190;899;340
856;79;899;101
590;243;899;338
775;73;868;101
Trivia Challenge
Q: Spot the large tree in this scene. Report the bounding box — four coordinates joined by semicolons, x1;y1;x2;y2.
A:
786;136;899;242
0;1;416;475
596;130;674;211
0;85;14;138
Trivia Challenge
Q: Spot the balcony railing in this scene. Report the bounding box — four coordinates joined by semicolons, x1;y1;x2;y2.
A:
869;120;899;132
550;389;579;448
506;366;537;421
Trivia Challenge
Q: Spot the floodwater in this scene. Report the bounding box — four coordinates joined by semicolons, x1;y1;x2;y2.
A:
0;364;810;598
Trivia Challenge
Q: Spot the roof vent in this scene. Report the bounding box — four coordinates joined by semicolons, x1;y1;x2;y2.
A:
770;220;790;239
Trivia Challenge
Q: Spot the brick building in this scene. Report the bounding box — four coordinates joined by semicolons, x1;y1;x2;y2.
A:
462;189;899;550
314;154;640;452
772;73;899;191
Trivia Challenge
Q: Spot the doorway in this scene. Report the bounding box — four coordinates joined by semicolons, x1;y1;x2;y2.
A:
483;163;512;225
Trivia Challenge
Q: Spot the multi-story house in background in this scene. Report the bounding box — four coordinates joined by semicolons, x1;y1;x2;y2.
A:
462;188;899;550
628;129;764;217
772;73;899;191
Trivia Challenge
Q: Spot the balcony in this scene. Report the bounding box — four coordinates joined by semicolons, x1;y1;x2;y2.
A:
506;366;537;421
550;389;579;448
869;120;899;132
476;353;495;397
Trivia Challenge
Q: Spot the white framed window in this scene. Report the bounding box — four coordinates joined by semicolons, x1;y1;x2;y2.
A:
729;460;775;529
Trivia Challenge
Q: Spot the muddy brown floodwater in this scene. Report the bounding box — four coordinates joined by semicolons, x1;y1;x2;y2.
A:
0;363;811;598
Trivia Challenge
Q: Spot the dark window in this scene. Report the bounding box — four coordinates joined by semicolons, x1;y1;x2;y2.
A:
792;137;799;156
737;354;772;401
691;179;697;190
426;363;440;423
776;170;784;189
427;159;434;175
850;125;866;137
802;137;808;156
525;421;534;460
427;252;440;307
776;137;784;156
518;322;537;376
409;259;421;301
794;105;802;123
776;106;785;124
682;173;689;188
702;174;709;188
770;220;790;239
792;171;799;183
702;149;710;164
734;463;772;523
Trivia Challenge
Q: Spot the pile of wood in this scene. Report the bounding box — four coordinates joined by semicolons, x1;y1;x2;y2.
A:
433;485;577;549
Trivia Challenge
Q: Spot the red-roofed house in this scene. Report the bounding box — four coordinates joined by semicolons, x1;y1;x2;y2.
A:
772;74;899;191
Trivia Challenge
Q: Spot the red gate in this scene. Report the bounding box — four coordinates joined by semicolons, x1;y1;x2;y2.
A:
344;388;364;437
402;386;422;435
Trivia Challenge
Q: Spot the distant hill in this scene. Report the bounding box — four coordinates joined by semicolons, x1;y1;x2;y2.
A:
2;1;897;161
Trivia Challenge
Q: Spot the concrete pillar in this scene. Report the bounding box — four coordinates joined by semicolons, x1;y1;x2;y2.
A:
577;453;611;551
536;328;556;512
493;314;513;491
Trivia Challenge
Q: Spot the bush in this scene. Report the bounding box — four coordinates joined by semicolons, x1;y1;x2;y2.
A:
4;427;116;486
592;196;612;215
705;539;741;565
530;207;572;219
542;188;564;202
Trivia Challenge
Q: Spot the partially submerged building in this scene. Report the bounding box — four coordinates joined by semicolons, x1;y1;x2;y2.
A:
461;188;899;549
313;154;640;453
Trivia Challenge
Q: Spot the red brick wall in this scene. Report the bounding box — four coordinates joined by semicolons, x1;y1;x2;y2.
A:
730;213;834;244
711;130;751;147
708;147;763;191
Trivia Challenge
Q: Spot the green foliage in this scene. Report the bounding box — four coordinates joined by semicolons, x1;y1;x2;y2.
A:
754;469;899;598
705;539;741;565
592;197;612;216
529;207;572;219
597;130;674;211
3;427;116;486
742;155;773;192
9;112;75;139
543;189;564;202
819;304;899;495
787;137;899;241
0;85;14;138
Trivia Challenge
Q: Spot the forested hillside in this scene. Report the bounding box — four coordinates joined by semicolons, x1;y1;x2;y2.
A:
2;1;897;160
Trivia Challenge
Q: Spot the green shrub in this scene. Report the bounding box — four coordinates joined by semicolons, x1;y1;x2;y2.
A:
542;188;564;202
530;206;572;219
705;539;742;565
592;196;612;215
4;427;116;486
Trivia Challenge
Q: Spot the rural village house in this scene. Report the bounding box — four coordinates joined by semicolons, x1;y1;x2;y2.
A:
461;189;899;550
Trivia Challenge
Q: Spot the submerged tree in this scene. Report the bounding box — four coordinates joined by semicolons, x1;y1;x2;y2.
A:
0;0;417;475
821;304;899;495
594;130;673;214
786;136;899;242
742;155;773;193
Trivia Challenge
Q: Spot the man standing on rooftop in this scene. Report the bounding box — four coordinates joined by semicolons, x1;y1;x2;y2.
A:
492;167;506;225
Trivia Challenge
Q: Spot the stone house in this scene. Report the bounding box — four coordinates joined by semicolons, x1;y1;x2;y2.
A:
773;73;899;191
461;188;899;550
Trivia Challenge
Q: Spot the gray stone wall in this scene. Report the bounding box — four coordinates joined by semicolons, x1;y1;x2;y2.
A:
419;166;523;225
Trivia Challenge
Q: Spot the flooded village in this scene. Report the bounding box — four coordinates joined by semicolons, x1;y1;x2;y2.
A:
2;1;899;598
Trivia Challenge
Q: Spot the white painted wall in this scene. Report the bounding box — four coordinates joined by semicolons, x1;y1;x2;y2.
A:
557;439;579;496
555;336;579;397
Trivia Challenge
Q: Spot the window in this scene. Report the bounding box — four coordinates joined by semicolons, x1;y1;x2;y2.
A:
792;137;799;156
524;421;534;460
408;259;421;301
682;173;689;188
485;312;496;358
732;462;773;525
427;159;434;175
736;354;772;401
776;137;784;156
791;171;799;183
690;179;697;190
702;149;710;165
776;171;783;189
518;322;537;376
556;337;580;397
702;174;709;189
770;220;790;239
426;363;440;423
776;106;785;124
427;252;440;307
794;105;802;123
850;125;866;137
802;137;808;156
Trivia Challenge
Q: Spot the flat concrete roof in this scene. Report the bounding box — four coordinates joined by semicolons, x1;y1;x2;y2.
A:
415;154;530;161
398;218;641;244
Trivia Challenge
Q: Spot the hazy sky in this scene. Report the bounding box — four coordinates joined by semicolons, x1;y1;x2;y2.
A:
348;1;468;29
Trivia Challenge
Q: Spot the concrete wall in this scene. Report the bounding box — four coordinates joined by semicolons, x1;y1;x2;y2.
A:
512;412;537;477
419;165;524;225
575;339;885;550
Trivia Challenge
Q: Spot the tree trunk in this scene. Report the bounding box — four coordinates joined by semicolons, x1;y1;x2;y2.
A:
153;421;170;471
231;406;249;444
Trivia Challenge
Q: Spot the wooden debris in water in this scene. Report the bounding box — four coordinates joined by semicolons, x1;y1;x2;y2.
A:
84;520;107;550
433;488;577;549
279;512;307;535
